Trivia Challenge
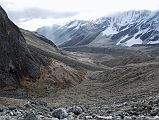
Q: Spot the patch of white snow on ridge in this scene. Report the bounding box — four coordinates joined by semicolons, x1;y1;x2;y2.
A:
102;25;117;36
148;40;159;44
75;23;81;30
116;27;151;46
117;36;143;47
125;37;143;46
68;21;79;28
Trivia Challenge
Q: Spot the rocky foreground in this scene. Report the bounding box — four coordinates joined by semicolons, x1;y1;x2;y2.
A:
1;96;159;120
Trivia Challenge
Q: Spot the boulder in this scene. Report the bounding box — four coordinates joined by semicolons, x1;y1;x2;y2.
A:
52;108;68;119
67;106;83;115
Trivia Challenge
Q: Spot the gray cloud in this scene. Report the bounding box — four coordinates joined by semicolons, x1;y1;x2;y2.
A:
6;8;78;22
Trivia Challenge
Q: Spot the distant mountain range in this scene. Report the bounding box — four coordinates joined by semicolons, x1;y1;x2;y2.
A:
37;10;159;47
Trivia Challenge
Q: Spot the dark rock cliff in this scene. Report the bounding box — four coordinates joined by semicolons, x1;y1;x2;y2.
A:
0;6;40;90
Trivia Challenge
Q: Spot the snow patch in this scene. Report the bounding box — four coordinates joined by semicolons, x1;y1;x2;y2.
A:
75;23;81;30
117;36;143;47
68;21;79;28
125;37;143;46
148;40;159;44
102;25;117;36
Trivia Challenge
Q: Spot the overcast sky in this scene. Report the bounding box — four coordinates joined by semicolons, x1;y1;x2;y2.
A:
1;0;159;31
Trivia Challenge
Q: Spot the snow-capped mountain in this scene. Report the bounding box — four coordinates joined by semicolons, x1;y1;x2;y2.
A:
37;10;159;47
37;20;105;46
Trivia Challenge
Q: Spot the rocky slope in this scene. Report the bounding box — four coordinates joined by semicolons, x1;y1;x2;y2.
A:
0;6;87;98
37;10;159;47
1;93;159;120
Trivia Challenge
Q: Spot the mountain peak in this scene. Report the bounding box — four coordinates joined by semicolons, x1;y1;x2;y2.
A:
37;10;159;47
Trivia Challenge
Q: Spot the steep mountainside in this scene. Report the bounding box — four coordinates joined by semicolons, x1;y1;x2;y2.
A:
0;6;86;98
0;6;41;90
37;10;159;47
20;29;58;53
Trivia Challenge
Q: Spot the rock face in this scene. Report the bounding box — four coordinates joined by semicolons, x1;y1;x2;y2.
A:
0;6;40;90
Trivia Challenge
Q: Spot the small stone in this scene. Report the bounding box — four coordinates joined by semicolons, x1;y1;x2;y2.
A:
67;112;75;120
154;116;159;119
24;111;38;120
10;111;16;116
95;115;113;120
85;115;93;120
0;108;3;112
124;116;132;120
52;108;68;119
153;98;159;106
8;106;16;111
130;116;137;120
137;115;154;120
68;106;84;115
24;103;32;108
52;118;59;120
150;108;159;116
61;118;67;120
115;111;129;119
30;100;47;107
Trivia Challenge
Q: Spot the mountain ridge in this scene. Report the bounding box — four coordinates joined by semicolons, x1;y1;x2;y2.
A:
37;10;159;47
0;6;86;98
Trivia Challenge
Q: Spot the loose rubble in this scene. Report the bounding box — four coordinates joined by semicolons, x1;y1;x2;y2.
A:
1;97;159;119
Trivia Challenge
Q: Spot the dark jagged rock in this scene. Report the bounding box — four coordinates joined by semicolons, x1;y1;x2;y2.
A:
0;6;40;90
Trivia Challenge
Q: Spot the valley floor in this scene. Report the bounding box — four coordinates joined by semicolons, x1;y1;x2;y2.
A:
1;45;159;120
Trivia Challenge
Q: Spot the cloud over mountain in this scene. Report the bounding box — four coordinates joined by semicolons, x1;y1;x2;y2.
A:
6;8;78;23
